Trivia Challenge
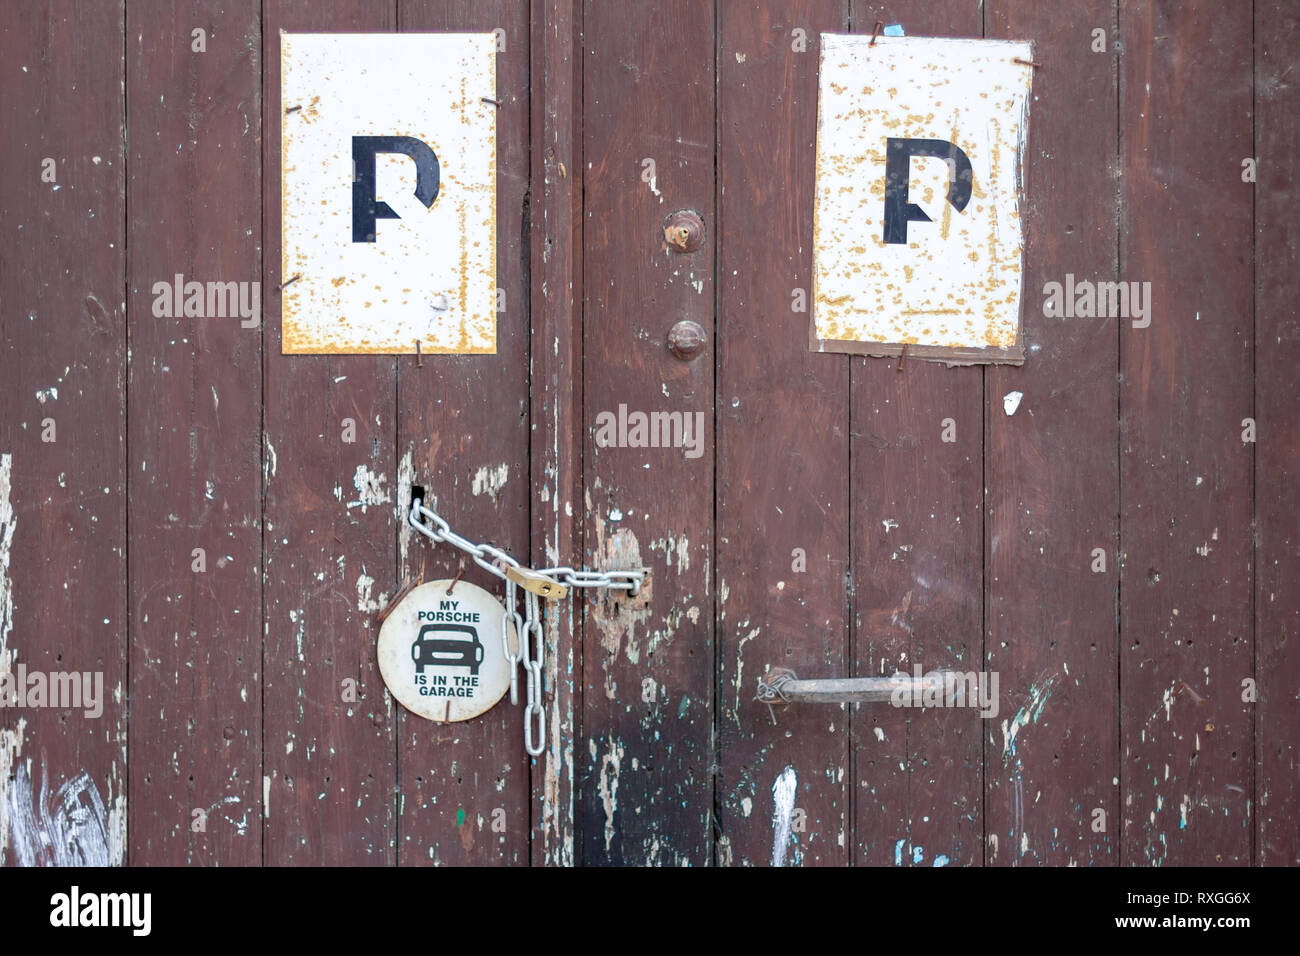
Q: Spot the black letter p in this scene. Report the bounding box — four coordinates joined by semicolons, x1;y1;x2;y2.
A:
352;136;440;243
882;138;972;245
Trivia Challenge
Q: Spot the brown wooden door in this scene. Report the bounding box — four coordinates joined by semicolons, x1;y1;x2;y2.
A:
0;0;1293;868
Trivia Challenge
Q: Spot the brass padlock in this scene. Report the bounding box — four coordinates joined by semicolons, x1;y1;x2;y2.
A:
505;565;569;600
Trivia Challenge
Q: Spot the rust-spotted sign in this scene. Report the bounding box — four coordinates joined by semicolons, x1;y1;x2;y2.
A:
280;33;497;355
812;34;1033;364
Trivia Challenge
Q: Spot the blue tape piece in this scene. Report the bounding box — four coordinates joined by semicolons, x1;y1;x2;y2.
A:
883;23;905;37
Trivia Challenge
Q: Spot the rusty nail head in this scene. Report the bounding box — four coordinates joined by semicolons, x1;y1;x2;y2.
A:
663;210;705;253
667;320;707;360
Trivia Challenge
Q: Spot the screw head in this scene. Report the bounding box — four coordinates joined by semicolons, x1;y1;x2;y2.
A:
667;320;707;360
662;210;705;253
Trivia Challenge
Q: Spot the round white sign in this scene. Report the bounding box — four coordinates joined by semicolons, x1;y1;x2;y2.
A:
377;580;513;722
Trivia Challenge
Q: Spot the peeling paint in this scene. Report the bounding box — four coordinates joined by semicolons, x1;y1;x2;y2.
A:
471;463;509;501
597;739;624;854
771;766;798;867
356;573;387;614
0;452;19;864
397;448;414;580
347;464;390;513
1002;673;1057;760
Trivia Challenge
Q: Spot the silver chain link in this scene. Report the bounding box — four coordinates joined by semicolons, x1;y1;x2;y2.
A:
520;590;545;756
410;500;645;592
409;497;646;756
500;578;524;706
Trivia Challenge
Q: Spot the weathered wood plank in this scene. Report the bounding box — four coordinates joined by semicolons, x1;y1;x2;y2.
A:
1254;0;1299;867
581;0;716;865
126;0;263;865
0;0;128;867
261;0;397;865
984;0;1120;866
847;0;985;868
530;0;585;867
716;0;850;868
394;0;531;867
1119;0;1254;866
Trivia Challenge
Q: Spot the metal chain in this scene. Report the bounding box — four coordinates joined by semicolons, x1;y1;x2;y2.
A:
409;496;646;756
520;590;545;756
500;578;524;706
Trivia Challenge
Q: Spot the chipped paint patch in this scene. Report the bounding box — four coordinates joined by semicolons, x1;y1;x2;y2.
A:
597;739;624;854
0;454;14;669
397;447;415;579
771;765;798;867
356;573;387;614
347;464;390;513
0;453;19;865
471;463;509;501
1003;390;1023;415
1001;673;1058;760
589;519;652;694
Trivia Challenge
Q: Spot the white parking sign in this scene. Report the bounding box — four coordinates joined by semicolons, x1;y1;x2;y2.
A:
812;34;1033;363
280;33;498;355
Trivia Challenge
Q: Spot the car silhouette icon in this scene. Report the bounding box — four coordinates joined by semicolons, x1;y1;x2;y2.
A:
411;623;485;675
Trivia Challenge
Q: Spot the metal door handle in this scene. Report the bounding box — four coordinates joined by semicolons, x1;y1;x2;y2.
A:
755;667;962;706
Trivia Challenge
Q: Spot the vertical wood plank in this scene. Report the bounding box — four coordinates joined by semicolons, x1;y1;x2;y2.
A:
581;0;716;865
1254;0;1299;867
530;0;585;867
1119;0;1254;865
126;0;263;865
847;0;985;868
716;0;850;867
984;0;1120;866
262;0;397;865
394;0;531;867
0;0;128;866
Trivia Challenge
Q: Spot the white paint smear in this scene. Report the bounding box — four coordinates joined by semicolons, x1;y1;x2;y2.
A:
771;765;798;867
1003;390;1023;416
6;760;118;866
0;453;18;864
471;463;509;500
